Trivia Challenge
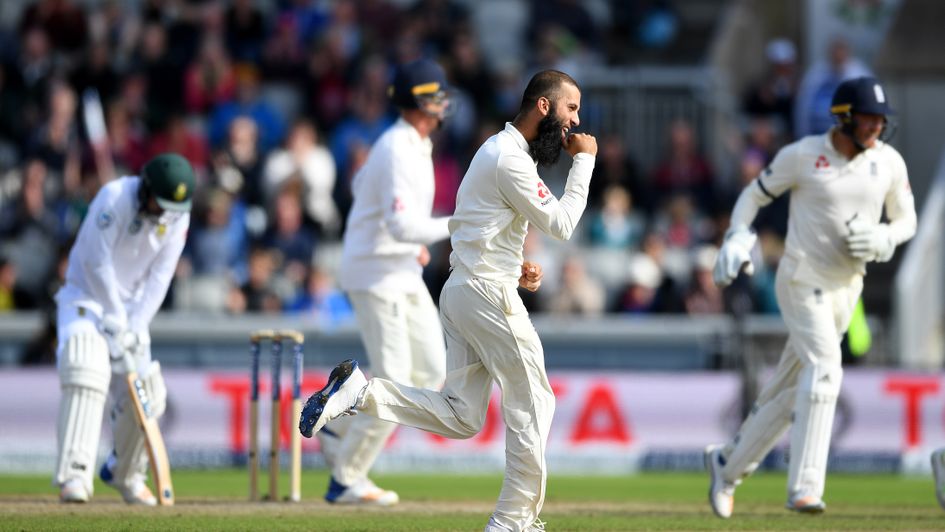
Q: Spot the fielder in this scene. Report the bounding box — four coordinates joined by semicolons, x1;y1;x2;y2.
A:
932;449;945;510
300;69;596;532
706;77;915;517
54;153;194;505
316;59;455;506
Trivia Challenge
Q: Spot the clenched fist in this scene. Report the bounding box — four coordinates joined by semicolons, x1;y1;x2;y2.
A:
519;261;544;292
564;133;597;157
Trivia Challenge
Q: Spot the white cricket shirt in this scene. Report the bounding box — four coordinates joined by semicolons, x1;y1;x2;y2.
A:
735;128;916;286
338;118;450;293
56;177;190;333
448;122;596;285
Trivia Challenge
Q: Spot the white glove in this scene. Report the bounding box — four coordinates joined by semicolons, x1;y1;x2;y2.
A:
846;218;895;262
100;315;141;366
713;226;757;287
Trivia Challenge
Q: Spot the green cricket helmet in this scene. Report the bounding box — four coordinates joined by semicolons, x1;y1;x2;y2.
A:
141;153;195;212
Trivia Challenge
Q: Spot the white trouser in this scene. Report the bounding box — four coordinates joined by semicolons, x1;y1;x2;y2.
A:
359;273;555;532
721;256;862;500
330;288;445;485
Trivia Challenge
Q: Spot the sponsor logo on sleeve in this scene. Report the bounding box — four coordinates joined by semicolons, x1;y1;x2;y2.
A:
96;210;114;229
537;181;553;206
815;155;830;169
392;197;405;212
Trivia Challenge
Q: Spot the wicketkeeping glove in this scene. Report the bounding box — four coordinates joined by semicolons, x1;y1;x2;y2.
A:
846;218;895;262
713;226;757;287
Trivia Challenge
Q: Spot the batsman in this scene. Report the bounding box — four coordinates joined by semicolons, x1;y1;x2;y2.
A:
706;77;916;517
54;153;194;505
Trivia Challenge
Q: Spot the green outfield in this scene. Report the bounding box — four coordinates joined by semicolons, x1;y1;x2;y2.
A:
1;470;941;530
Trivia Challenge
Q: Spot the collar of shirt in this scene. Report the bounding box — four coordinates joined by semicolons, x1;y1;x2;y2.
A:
503;122;534;164
823;127;881;167
396;117;433;155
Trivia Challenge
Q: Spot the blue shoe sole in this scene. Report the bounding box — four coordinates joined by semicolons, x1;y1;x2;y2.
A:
299;359;357;438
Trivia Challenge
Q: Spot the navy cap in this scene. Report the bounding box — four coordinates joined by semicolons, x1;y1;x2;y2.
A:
389;59;450;110
831;77;894;117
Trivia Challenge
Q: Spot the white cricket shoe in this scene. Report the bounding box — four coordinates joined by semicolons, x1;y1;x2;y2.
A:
484;515;545;531
299;360;367;438
325;476;399;506
933;449;945;510
59;478;90;503
785;495;826;514
705;444;736;518
100;461;157;506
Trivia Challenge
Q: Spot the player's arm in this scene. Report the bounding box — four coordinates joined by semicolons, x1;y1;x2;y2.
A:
127;217;189;331
883;154;917;245
846;152;916;262
78;185;128;326
497;141;596;241
715;145;798;286
382;149;450;245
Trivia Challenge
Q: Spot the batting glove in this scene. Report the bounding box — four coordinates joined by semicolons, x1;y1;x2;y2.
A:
100;315;141;365
846;218;895;262
713;226;757;287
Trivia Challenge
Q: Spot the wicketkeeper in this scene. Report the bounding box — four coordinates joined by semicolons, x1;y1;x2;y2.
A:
315;58;455;506
705;77;916;517
54;153;194;504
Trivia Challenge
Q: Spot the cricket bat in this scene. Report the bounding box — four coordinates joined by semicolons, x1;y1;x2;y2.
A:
124;355;174;506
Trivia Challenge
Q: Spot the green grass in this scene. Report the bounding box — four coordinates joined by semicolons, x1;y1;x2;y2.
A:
1;470;942;530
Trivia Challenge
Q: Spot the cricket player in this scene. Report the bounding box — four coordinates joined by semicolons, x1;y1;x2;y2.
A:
316;59;455;506
932;449;945;510
706;77;916;517
300;69;596;532
55;153;194;505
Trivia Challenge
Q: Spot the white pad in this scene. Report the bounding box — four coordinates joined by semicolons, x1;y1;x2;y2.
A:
721;384;795;483
55;332;111;493
109;361;167;488
787;361;842;499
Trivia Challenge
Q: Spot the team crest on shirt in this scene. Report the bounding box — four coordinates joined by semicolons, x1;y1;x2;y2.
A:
157;224;167;237
128;217;143;235
96;210;114;229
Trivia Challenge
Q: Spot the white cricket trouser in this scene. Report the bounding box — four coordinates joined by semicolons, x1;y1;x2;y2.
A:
721;255;862;500
358;271;555;532
331;288;445;485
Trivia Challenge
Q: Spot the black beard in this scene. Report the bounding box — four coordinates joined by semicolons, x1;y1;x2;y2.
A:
528;108;565;167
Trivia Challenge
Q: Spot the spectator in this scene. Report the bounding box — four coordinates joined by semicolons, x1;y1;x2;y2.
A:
285;265;354;327
69;39;120;106
794;37;871;137
186;187;248;283
12;27;54;139
652;119;715;212
104;100;149;177
588;185;645;249
27;81;81;199
0;256;31;311
615;253;663;314
224;0;265;63
259;183;316;287
684;245;724;315
742;38;798;133
241;247;283;313
0;159;59;307
528;0;601;54
260;13;307;82
184;34;237;114
19;0;88;54
212;116;264;209
134;22;184;126
549;256;606;316
146;113;210;177
208;63;286;153
263;119;339;238
588;135;647;213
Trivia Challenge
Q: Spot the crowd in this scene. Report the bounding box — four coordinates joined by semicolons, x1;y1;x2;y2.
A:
0;0;874;334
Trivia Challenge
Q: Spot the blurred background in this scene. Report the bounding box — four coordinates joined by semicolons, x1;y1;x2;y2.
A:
0;0;943;476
